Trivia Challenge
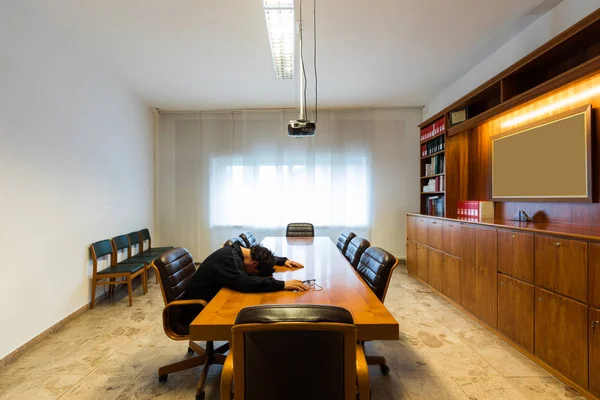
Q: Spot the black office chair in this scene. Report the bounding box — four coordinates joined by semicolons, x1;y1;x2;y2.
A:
153;248;228;400
239;231;258;247
220;304;369;400
336;230;356;254
344;236;370;269
223;236;246;248
286;222;314;237
355;246;399;375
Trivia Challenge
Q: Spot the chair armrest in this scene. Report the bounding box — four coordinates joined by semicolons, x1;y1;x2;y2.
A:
356;344;370;400
220;352;234;400
162;299;208;340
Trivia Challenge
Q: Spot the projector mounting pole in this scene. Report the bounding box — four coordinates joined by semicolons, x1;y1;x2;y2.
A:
298;20;306;121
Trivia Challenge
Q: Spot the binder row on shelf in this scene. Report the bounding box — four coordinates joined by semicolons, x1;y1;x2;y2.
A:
422;176;444;193
421;135;445;157
424;196;444;216
424;154;444;176
420;116;446;142
457;200;494;221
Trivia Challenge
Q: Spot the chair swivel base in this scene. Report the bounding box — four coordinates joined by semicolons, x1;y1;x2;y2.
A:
366;355;390;375
158;341;229;399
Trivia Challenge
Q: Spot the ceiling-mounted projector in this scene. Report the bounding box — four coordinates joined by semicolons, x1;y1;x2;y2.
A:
288;119;316;137
288;3;316;138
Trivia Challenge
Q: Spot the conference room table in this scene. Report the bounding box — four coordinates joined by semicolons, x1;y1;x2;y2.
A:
189;236;399;341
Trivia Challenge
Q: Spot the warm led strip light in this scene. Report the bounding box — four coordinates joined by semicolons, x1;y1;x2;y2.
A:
263;0;295;80
501;84;600;128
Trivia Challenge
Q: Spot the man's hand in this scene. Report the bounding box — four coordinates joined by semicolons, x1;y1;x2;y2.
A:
284;259;304;269
284;280;309;291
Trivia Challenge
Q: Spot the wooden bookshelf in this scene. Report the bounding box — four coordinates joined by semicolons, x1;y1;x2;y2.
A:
419;117;446;216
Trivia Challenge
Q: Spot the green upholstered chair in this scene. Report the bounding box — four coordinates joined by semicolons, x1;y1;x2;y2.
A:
89;239;146;308
139;228;173;255
127;231;161;284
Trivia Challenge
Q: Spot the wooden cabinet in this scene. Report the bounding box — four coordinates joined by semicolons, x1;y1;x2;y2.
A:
498;230;534;283
416;243;429;282
477;226;498;328
406;240;417;276
428;248;443;292
535;288;588;388
461;224;478;315
535;235;587;303
406;215;417;241
416;217;429;245
428;219;443;250
442;255;461;304
442;220;462;257
498;274;534;353
589;243;600;308
590;307;600;396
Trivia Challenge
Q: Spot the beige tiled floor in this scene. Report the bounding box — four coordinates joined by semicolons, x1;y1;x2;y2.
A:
0;265;585;400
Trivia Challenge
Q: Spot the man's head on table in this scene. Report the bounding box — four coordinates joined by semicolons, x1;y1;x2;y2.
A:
240;244;309;291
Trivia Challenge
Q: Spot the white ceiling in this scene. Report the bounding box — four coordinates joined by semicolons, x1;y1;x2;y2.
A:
35;0;555;111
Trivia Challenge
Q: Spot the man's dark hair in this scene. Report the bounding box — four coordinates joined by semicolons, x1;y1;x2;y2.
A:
250;244;276;277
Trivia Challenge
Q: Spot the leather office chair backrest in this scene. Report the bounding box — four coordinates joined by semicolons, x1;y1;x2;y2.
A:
239;231;257;248
286;222;314;237
356;246;398;302
224;236;245;247
336;230;356;254
344;237;370;269
153;247;200;336
232;305;356;400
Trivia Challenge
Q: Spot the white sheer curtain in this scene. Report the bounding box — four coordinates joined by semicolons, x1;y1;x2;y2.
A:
156;108;419;260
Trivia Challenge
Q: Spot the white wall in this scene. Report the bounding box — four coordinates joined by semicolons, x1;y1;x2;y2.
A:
0;3;154;359
424;0;600;119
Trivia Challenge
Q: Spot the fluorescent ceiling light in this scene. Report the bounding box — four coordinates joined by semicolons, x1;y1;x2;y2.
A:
263;0;294;80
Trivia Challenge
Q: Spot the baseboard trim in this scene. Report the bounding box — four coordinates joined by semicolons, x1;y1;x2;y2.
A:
0;290;106;369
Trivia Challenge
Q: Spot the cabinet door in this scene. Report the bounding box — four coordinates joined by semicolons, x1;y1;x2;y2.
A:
416;217;429;245
443;220;462;257
590;307;600;396
416;243;429;282
428;248;443;292
406;240;417;276
536;235;587;302
477;227;498;328
498;230;534;283
428;219;443;250
535;288;588;388
406;216;417;241
442;255;461;304
590;244;600;308
498;274;534;353
461;224;478;315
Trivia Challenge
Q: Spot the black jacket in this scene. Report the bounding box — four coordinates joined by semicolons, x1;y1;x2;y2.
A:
183;242;287;302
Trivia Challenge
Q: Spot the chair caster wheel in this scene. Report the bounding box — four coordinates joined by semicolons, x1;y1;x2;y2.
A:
187;347;194;355
158;374;168;383
196;390;205;400
380;364;390;375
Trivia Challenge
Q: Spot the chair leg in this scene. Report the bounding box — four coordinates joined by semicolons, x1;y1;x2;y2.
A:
158;355;208;377
143;268;148;295
90;278;97;309
366;355;390;375
127;277;133;307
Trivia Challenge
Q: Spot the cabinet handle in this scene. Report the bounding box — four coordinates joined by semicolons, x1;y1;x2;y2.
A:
539;297;543;302
500;281;504;285
593;321;599;331
449;224;454;227
512;235;516;239
432;222;438;224
555;242;560;247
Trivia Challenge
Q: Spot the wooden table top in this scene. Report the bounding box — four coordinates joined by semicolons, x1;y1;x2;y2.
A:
189;236;399;341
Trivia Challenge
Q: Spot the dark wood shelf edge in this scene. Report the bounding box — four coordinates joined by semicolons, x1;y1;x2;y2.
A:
421;173;445;179
418;9;600;129
421;191;445;195
447;55;600;136
421;150;445;159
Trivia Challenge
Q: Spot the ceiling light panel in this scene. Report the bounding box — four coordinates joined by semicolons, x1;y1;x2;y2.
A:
263;0;294;80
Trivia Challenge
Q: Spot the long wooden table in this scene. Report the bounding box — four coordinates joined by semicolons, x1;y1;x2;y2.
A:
189;236;399;341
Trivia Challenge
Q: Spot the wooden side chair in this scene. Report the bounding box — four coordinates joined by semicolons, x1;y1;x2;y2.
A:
355;246;399;375
238;231;257;247
154;247;228;400
127;231;162;283
139;228;173;255
220;304;369;400
285;222;314;237
336;230;356;254
344;237;370;269
89;239;146;308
